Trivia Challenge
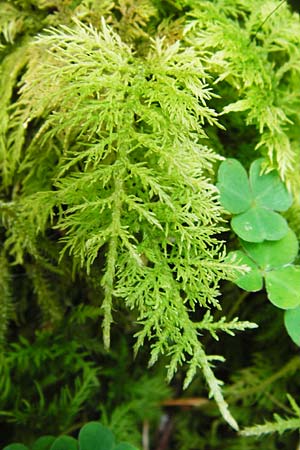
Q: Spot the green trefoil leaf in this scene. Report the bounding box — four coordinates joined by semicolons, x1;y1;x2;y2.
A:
265;266;300;310
241;228;299;270
284;306;300;346
217;158;292;242
79;422;115;450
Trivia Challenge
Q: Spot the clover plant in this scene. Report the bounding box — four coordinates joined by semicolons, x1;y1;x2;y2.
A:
218;158;300;347
228;229;300;309
284;306;300;346
217;159;293;242
2;422;138;450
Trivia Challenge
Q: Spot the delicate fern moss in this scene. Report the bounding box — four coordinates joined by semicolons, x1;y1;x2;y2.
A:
241;395;300;436
185;0;300;193
1;19;255;429
0;251;12;345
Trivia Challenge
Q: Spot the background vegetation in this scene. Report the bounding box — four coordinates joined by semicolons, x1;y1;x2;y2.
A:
1;0;300;448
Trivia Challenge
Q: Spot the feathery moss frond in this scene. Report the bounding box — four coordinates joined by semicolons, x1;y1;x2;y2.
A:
185;0;300;194
0;19;252;429
0;251;13;346
241;409;300;437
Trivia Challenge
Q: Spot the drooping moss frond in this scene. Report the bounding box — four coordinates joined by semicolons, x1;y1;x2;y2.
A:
185;0;300;194
0;2;25;47
241;416;300;436
3;192;56;264
0;19;256;429
241;395;300;436
26;264;64;324
0;251;13;346
0;45;30;188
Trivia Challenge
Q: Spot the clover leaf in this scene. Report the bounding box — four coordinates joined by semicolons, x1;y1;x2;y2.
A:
78;422;139;450
217;158;292;242
265;266;300;309
228;228;300;309
240;228;299;270
217;159;251;214
79;422;115;450
2;422;139;450
284;306;300;346
3;445;28;450
32;437;56;450
49;436;78;450
227;250;263;292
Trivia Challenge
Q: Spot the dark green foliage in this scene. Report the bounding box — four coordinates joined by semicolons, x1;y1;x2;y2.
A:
1;0;300;449
79;422;115;450
3;422;138;450
48;436;77;450
3;446;28;450
32;437;56;450
0;318;172;444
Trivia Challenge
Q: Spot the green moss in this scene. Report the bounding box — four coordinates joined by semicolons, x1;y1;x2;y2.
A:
1;1;300;448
